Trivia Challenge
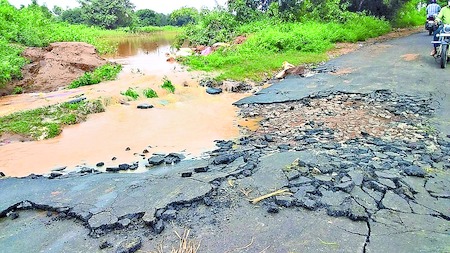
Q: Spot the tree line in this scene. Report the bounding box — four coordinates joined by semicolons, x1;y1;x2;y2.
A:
22;0;420;30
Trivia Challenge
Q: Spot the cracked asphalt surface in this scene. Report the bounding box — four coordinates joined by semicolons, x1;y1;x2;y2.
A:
1;32;449;253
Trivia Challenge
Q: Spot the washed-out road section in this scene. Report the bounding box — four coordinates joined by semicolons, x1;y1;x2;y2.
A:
0;32;449;253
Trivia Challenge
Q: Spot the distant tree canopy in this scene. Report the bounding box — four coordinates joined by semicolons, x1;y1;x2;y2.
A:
135;9;169;26
347;0;410;19
170;7;199;26
78;0;135;29
60;7;84;24
21;0;420;29
227;0;416;21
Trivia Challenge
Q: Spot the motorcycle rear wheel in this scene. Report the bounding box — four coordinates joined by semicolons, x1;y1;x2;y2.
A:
429;29;433;36
440;45;448;69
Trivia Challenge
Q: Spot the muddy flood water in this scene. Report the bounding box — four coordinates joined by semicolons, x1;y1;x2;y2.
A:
0;33;258;177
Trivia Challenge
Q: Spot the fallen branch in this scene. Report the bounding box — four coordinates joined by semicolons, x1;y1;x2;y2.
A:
250;189;290;204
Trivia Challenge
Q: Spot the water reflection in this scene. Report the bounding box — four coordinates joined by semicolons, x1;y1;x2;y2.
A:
104;32;180;76
105;31;178;57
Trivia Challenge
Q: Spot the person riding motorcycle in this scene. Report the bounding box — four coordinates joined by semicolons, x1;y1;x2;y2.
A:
431;0;450;56
427;0;441;18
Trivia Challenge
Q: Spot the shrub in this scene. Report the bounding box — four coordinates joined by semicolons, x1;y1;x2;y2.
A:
0;39;27;86
12;86;23;94
143;88;158;98
392;0;425;28
161;78;175;93
121;87;140;100
175;9;238;47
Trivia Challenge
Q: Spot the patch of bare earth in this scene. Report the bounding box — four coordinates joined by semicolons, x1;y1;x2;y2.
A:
0;42;107;95
401;53;420;61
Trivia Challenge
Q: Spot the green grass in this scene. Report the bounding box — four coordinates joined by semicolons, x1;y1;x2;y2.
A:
143;88;158;98
179;15;391;81
0;40;27;86
161;78;175;93
121;87;140;100
12;86;23;94
68;63;122;89
0;99;104;140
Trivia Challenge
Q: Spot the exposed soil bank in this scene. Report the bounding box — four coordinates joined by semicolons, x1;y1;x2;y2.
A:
0;42;107;95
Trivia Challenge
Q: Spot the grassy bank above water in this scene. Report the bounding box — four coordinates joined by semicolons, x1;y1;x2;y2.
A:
180;15;391;81
0;100;105;140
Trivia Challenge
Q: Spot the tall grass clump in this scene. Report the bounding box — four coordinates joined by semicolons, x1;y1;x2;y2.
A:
69;63;122;89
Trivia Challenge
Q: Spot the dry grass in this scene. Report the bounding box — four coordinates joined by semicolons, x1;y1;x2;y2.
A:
153;230;201;253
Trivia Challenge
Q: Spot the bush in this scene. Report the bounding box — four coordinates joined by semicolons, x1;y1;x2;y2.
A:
161;78;175;93
392;0;425;28
121;87;140;100
175;9;238;47
69;63;122;89
0;39;27;86
143;88;158;98
12;86;23;94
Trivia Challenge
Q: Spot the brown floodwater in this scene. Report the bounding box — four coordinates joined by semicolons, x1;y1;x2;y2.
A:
0;33;253;177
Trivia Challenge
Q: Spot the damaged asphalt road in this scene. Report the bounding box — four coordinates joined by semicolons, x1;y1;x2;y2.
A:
1;32;450;252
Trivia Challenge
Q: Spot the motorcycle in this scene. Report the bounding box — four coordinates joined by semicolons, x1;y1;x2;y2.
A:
432;24;450;68
425;15;438;35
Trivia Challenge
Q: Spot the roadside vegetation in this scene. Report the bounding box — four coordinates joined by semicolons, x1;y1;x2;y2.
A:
175;0;424;81
0;100;104;140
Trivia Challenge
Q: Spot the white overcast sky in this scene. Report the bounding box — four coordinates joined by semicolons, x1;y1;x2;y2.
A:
9;0;227;14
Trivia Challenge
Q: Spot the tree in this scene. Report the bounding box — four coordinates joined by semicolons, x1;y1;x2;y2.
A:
135;9;169;26
79;0;135;29
347;0;410;19
52;5;63;16
61;8;84;24
170;7;199;26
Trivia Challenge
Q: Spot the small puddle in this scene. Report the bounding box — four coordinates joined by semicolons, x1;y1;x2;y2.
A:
0;33;251;177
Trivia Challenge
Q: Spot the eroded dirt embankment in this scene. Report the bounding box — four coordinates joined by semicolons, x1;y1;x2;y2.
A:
1;42;107;95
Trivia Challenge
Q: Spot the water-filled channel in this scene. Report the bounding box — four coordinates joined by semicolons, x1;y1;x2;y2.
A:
0;33;254;177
